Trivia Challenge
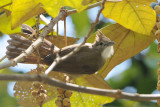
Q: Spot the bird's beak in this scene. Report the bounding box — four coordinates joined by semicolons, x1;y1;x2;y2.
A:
107;41;115;46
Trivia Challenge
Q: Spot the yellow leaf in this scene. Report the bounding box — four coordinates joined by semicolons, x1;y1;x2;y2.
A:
107;0;122;1
72;74;114;106
0;0;12;11
75;74;111;89
102;0;156;35
11;0;44;29
0;13;21;34
88;23;155;78
64;0;88;12
0;13;40;34
0;0;12;7
37;0;63;18
70;92;114;107
43;99;57;107
39;0;89;18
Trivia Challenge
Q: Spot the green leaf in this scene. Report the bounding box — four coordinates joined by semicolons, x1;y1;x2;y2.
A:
11;0;44;29
88;23;155;78
102;0;156;35
0;13;39;34
71;11;91;37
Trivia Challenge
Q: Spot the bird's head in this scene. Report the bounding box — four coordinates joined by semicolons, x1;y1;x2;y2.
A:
94;30;115;49
94;30;115;61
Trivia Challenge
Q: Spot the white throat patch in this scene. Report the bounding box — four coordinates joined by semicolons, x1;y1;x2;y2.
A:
101;46;114;61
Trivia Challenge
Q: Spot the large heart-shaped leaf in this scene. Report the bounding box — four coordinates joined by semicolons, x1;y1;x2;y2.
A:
11;0;44;29
88;23;155;78
102;0;156;35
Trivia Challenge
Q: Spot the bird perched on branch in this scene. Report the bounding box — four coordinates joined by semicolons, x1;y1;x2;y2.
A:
6;24;115;74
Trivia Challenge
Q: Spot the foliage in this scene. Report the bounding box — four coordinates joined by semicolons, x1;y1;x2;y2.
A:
102;0;156;35
0;69;19;107
0;0;159;106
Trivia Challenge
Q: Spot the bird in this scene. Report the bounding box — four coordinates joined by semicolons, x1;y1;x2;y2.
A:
6;24;115;74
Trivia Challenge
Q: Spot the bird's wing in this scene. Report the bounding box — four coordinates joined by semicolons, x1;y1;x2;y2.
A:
53;45;102;74
6;34;52;64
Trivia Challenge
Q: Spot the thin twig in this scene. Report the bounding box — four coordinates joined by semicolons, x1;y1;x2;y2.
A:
36;15;40;38
0;11;67;69
0;3;12;9
45;0;106;75
0;74;159;101
0;1;104;70
64;16;67;46
67;1;102;16
0;55;7;62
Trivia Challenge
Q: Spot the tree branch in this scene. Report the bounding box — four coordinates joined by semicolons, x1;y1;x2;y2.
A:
0;74;159;101
45;0;106;75
0;1;104;70
67;1;102;15
0;3;12;9
0;11;68;69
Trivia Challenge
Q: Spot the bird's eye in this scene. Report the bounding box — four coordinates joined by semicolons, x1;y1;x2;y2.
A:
100;42;103;45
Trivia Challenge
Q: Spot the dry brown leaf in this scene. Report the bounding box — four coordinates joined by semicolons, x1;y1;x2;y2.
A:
45;35;79;48
14;68;66;107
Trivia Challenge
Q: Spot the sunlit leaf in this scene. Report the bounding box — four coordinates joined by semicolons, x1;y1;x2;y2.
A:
88;23;155;78
43;99;57;107
107;0;122;1
0;13;39;34
0;0;12;7
64;0;89;12
11;0;44;29
37;0;62;18
70;92;114;107
75;74;112;89
38;0;89;18
102;0;156;35
0;13;21;34
70;74;114;106
44;73;114;106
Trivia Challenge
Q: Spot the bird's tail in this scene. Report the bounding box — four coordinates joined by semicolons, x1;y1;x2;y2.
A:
6;34;53;64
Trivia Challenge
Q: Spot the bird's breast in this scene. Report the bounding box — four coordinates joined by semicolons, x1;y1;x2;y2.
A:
101;46;114;61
